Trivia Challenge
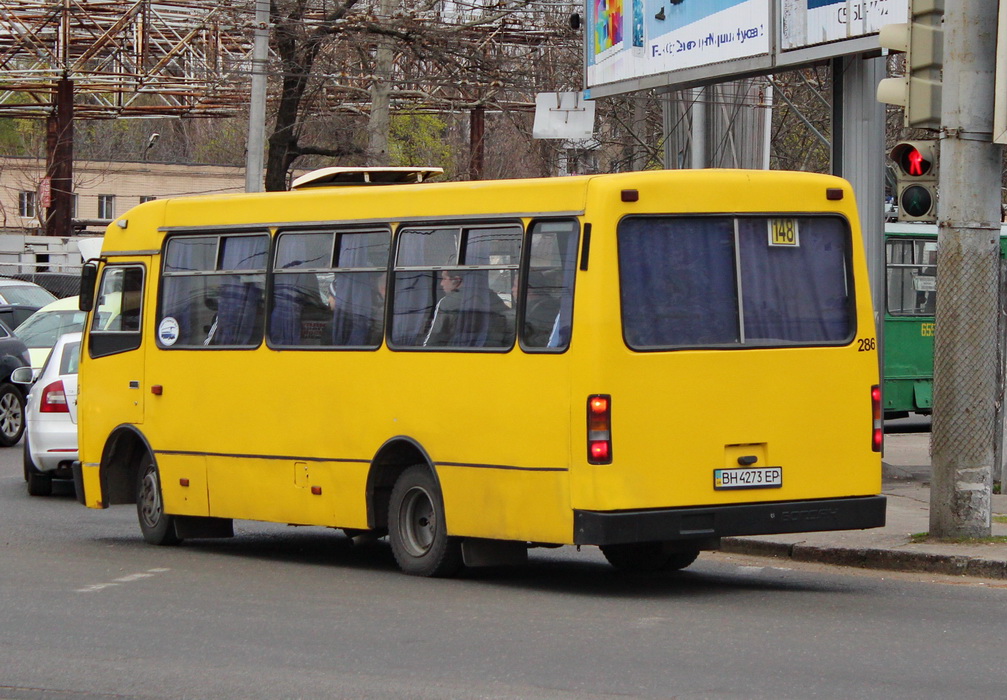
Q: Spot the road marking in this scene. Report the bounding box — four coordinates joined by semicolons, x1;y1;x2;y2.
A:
75;567;170;593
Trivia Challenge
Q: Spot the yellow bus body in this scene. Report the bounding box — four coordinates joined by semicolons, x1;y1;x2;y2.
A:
75;169;884;573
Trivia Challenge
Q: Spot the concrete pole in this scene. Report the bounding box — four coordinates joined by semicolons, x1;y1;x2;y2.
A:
366;0;394;167
244;0;269;193
691;87;707;168
929;0;1004;538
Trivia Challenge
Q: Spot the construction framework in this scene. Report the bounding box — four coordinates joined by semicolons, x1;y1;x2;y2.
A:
0;0;252;119
0;1;579;232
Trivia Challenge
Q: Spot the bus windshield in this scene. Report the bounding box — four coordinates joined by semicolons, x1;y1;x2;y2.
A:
618;215;852;349
886;236;937;316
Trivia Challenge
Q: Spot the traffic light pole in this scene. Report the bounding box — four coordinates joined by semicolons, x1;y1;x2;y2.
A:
930;0;1004;538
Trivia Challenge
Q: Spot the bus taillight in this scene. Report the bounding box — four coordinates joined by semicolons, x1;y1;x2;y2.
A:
871;385;882;452
40;380;69;413
587;394;612;464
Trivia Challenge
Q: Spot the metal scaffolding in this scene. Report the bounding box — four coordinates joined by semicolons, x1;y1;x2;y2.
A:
0;0;252;119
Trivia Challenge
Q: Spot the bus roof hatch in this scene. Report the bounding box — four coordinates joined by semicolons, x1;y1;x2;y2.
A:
290;166;444;190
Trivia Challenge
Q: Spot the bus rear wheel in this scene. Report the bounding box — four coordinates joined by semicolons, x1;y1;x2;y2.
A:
388;465;462;577
600;542;700;573
136;456;181;546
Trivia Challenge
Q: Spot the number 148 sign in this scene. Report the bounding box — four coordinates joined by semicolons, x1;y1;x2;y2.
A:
769;218;800;247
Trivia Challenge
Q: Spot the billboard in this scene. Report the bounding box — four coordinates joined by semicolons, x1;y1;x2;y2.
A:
586;0;770;88
782;0;908;50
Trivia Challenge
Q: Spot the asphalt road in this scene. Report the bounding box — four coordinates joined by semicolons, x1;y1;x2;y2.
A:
2;442;1006;700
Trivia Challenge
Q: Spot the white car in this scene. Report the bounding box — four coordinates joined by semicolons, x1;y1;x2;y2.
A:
15;332;80;497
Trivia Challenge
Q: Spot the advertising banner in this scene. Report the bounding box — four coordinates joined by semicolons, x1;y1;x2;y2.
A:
781;0;908;50
586;0;770;89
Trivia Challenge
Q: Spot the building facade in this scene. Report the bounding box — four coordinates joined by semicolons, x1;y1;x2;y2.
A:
0;158;248;273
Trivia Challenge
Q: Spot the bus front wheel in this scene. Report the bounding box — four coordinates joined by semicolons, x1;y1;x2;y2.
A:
600;542;700;573
388;465;462;577
136;456;181;546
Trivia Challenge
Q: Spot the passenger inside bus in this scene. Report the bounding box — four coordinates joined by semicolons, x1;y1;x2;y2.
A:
423;270;511;347
522;269;561;347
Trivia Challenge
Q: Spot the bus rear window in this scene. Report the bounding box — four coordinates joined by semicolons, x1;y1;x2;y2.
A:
619;216;853;349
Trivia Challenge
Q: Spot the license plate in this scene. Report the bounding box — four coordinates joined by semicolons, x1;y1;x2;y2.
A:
714;467;783;490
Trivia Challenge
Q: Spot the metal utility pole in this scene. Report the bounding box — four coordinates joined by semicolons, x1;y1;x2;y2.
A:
44;77;73;238
930;0;1004;538
469;105;485;179
245;0;270;193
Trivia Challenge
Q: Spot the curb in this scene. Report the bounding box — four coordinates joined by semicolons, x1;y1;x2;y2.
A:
721;537;1007;579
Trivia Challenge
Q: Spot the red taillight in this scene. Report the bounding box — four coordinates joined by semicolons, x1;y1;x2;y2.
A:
871;385;882;452
587;394;612;464
40;380;69;413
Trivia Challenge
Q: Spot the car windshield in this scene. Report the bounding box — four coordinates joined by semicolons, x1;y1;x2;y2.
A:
0;284;57;307
15;310;86;348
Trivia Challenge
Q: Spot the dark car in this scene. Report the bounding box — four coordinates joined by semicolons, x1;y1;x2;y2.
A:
0;318;30;446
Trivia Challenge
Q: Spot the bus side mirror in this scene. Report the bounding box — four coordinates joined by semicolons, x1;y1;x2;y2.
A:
79;262;98;312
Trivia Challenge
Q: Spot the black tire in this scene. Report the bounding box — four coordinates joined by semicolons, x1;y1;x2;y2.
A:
25;436;52;497
0;382;25;447
600;542;700;573
388;465;462;577
136;455;181;546
22;434;30;482
24;435;51;495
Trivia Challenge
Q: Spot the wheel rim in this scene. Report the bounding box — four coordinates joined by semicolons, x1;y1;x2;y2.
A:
139;466;164;529
399;485;436;557
0;390;22;439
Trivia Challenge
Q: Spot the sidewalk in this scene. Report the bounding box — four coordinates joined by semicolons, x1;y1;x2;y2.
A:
721;423;1007;579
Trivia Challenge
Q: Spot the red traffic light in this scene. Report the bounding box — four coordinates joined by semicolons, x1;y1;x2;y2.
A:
889;140;936;178
904;148;927;176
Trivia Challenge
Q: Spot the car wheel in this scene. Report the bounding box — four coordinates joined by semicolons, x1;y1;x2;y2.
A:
0;382;25;447
600;542;700;573
136;455;181;546
388;465;462;577
24;434;52;497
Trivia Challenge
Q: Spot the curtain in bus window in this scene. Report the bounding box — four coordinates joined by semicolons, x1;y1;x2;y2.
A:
161;236;215;345
330;233;387;347
392;230;453;347
392;271;436;346
619;218;739;347
738;218;850;343
270;233;329;346
211;236;268;346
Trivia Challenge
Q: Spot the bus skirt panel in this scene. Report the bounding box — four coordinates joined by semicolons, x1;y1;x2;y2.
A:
573;495;887;546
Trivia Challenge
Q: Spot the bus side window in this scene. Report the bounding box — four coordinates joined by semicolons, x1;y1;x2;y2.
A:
269;231;332;347
391;224;520;350
89;265;144;358
522;220;579;351
159;234;268;348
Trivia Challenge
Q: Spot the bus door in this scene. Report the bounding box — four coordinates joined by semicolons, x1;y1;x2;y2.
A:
85;263;148;426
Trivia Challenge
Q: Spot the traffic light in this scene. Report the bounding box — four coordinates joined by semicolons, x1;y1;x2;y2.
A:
890;140;938;222
876;0;944;130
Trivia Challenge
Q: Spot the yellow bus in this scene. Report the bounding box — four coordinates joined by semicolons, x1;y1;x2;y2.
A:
73;167;885;577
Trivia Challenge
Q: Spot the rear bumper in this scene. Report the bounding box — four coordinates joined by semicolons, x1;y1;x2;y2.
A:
573;495;887;546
